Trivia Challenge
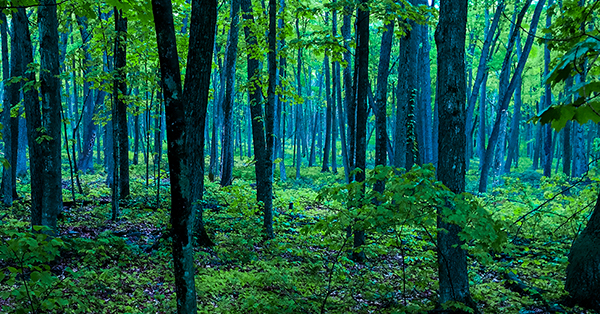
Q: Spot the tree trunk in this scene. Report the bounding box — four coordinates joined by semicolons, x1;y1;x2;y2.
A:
434;0;474;309
478;0;546;193
220;0;240;187
417;0;433;164
565;189;600;311
152;0;217;312
2;11;16;206
352;1;369;263
322;58;332;172
277;0;287;181
184;0;217;247
241;0;275;239
76;16;98;173
466;2;504;171
374;12;393;192
542;0;554;177
559;80;572;176
114;9;129;199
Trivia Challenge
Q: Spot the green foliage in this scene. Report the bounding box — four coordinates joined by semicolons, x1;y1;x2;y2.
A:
0;222;68;314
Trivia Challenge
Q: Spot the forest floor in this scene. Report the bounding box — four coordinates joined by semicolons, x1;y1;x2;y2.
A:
0;161;598;313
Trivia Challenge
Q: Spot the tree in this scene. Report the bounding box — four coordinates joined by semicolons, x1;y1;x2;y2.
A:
241;0;275;239
2;10;18;206
434;0;475;311
478;0;546;192
114;9;130;199
220;0;241;187
352;0;369;263
374;9;394;193
13;0;64;231
152;0;217;312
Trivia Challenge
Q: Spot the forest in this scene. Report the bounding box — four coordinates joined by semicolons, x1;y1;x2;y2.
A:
0;0;599;313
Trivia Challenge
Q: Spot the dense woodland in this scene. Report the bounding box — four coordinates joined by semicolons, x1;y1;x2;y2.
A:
1;0;600;313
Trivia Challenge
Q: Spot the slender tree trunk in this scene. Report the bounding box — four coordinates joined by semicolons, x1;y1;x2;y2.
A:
76;16;98;172
322;58;332;172
542;0;554;177
115;9;129;199
478;0;546;193
562;79;573;176
466;2;504;171
220;0;240;187
277;0;287;181
374;12;393;193
2;11;16;206
241;0;275;238
417;0;433;164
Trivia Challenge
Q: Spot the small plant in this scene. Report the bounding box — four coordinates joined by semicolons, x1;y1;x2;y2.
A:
0;222;68;313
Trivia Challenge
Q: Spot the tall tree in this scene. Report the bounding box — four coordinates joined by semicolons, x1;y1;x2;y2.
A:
114;9;130;199
478;0;546;192
76;16;98;173
434;0;475;309
220;0;241;187
276;0;287;181
13;2;63;230
240;0;276;238
374;12;394;191
542;0;554;177
152;0;217;312
2;11;18;206
352;0;369;262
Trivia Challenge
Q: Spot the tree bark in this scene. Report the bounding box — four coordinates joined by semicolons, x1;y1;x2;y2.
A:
220;0;240;187
352;1;369;263
565;189;600;311
114;9;129;199
434;0;474;309
2;11;17;206
241;0;275;238
374;12;393;193
322;57;332;172
152;0;217;311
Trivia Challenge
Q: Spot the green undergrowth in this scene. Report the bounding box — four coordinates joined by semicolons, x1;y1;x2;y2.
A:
0;161;597;313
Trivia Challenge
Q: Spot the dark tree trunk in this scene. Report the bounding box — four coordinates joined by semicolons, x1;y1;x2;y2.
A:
331;80;338;174
565;189;600;311
322;57;332;172
352;1;369;263
562;80;573;176
2;11;17;206
184;0;216;247
14;2;63;230
152;0;217;312
241;0;275;238
434;0;474;309
114;9;129;199
220;0;240;187
478;0;546;192
374;12;393;192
